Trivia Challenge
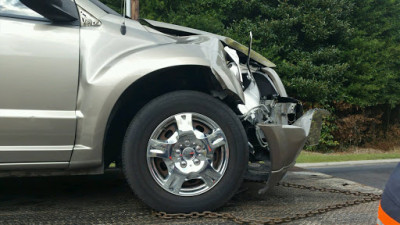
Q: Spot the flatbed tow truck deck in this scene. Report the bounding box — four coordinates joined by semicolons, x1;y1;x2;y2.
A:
0;169;381;224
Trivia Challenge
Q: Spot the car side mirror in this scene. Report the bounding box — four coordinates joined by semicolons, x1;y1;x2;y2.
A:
20;0;79;23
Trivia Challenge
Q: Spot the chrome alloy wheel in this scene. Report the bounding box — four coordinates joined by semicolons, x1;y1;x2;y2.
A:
146;113;229;196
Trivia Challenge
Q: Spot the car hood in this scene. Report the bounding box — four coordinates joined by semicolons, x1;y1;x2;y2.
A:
140;19;276;68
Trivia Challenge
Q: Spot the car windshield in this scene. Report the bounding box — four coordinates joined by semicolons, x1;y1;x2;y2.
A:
89;0;121;16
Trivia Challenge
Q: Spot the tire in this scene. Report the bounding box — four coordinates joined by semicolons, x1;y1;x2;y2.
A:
122;90;248;213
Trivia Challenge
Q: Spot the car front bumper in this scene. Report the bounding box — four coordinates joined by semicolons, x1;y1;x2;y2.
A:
257;109;329;193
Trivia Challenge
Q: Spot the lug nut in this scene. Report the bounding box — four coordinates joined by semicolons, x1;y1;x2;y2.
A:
195;145;202;151
193;158;200;165
180;161;187;168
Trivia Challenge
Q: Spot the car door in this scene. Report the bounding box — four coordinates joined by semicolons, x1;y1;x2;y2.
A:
0;0;79;168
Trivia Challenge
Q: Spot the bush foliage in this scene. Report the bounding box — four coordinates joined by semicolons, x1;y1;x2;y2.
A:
104;0;400;151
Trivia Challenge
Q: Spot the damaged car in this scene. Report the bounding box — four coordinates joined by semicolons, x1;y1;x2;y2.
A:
0;0;327;213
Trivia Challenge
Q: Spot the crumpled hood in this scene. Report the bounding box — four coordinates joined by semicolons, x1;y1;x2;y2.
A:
140;19;276;68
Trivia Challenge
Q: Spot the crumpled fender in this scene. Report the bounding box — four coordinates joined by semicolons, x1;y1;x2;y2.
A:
71;20;245;168
86;34;245;104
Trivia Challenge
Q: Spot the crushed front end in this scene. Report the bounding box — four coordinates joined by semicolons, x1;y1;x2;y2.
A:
222;42;329;194
138;19;327;193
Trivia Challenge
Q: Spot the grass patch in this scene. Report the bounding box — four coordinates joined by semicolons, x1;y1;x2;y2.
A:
297;150;400;163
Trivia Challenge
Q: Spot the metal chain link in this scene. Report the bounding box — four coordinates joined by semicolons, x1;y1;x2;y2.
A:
153;181;382;224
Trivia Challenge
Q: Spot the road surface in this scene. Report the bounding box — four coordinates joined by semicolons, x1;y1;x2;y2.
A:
308;162;398;190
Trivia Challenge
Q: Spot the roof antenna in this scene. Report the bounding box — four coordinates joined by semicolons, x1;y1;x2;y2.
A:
120;0;127;35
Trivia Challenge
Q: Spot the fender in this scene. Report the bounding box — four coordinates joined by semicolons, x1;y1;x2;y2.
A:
69;16;244;169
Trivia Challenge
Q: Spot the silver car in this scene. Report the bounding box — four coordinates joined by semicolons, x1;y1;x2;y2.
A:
0;0;326;213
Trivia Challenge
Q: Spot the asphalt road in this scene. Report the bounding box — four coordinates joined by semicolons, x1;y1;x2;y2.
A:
308;162;399;190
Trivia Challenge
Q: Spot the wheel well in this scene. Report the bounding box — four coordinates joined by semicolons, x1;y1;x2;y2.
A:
103;65;239;168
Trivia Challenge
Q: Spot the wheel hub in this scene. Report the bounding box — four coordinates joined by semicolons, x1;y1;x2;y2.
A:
182;147;196;160
174;143;206;174
147;113;229;196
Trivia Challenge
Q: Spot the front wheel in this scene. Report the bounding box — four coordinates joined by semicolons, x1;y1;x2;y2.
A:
122;91;248;213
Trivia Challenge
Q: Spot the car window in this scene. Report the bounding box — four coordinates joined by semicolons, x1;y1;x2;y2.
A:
0;0;46;20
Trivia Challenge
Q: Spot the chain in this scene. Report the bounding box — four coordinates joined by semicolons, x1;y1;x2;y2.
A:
153;182;382;224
